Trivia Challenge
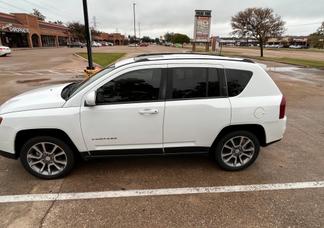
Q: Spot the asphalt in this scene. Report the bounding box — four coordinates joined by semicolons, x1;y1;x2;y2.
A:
0;46;323;227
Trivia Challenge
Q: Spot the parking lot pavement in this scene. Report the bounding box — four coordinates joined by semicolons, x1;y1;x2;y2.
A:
0;47;324;227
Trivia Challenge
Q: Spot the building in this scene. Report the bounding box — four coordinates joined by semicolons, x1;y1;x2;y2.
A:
266;36;309;47
93;32;126;45
219;37;258;46
0;12;70;48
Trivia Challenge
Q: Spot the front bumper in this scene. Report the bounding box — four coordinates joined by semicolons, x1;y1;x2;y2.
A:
0;150;17;159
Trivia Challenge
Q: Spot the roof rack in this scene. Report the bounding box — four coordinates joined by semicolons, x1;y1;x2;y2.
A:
134;52;255;64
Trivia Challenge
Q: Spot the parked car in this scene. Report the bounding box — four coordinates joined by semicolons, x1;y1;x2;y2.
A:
0;53;287;179
100;42;113;46
128;43;138;47
0;46;11;56
67;42;85;48
289;45;306;49
139;43;149;47
91;41;102;47
164;42;173;46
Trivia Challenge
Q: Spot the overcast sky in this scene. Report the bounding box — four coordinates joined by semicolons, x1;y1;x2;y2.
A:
1;0;323;38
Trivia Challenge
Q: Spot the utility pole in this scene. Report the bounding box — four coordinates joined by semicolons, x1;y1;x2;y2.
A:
133;3;136;44
138;22;141;39
92;16;97;30
82;0;93;69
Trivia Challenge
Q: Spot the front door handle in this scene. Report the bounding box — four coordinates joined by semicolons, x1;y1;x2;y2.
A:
139;109;159;115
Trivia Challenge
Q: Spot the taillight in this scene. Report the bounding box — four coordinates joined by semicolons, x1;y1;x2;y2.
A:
279;96;286;119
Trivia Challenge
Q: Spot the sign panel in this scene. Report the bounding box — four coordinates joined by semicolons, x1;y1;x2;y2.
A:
194;10;212;42
0;23;29;33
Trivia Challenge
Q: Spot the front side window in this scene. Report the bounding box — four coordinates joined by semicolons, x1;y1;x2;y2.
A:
96;68;162;104
169;67;221;99
226;69;253;97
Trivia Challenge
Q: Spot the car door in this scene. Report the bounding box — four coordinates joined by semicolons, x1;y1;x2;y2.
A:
80;65;166;155
163;64;231;153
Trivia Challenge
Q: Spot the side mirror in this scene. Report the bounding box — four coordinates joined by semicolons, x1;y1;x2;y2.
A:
84;91;96;107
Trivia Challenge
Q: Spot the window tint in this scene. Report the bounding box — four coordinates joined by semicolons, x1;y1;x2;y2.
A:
226;69;253;97
96;69;161;104
208;68;220;97
170;68;221;99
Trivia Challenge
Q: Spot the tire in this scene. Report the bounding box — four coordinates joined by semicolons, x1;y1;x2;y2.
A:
20;136;75;179
213;131;260;171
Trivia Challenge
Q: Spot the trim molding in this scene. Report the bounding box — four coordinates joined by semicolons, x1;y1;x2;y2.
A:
81;147;210;159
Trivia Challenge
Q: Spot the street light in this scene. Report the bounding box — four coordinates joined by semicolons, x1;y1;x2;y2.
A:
82;0;94;69
133;3;136;44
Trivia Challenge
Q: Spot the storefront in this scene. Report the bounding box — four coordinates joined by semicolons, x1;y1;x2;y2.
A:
0;12;71;48
0;24;29;47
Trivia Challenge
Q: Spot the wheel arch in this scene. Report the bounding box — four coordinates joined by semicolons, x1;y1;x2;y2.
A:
211;124;267;149
15;129;80;158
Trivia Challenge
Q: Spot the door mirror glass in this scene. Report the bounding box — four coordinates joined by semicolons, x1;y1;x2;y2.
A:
85;91;96;106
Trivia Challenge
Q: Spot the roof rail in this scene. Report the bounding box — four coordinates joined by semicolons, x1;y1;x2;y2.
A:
133;53;255;64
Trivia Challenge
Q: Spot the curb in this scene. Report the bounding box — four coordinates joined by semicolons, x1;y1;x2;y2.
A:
73;53;101;68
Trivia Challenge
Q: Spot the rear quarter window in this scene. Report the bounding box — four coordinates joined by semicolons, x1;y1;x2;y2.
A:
226;69;253;97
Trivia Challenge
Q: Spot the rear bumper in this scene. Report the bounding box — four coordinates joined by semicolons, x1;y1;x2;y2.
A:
263;117;287;144
0;50;11;56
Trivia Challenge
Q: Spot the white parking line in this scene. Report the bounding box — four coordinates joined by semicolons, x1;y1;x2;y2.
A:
0;181;323;203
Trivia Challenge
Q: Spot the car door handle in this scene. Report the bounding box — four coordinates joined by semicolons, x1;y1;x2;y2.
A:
139;109;159;115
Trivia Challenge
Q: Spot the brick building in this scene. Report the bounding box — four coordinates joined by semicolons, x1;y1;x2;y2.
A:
93;32;126;45
0;12;70;48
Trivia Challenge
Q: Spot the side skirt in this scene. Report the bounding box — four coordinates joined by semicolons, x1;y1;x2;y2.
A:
80;147;210;160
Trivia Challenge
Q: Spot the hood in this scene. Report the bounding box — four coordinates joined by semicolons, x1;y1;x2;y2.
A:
0;84;69;114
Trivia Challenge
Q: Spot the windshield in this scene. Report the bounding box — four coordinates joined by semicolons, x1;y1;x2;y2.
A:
61;65;115;100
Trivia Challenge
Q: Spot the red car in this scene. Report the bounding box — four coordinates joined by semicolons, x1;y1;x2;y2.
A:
139;43;149;47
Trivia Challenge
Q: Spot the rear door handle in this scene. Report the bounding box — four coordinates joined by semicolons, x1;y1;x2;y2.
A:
139;109;159;115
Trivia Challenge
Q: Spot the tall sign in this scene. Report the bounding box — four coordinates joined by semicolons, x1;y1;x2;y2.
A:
193;10;212;51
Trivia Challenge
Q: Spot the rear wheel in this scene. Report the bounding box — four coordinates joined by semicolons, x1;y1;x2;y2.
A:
213;131;260;171
20;136;75;179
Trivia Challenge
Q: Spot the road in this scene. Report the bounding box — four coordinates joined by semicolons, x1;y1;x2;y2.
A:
0;46;323;227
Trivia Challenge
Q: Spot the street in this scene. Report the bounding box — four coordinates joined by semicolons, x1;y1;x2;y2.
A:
0;46;324;227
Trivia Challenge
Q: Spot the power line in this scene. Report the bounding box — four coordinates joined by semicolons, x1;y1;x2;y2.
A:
0;1;31;14
23;0;74;22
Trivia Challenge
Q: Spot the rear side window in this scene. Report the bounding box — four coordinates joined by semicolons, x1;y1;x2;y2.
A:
169;68;221;99
226;69;253;97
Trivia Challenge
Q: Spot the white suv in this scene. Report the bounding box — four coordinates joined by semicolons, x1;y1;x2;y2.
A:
0;54;287;179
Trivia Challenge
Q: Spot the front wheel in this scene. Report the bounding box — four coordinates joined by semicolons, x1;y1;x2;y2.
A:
20;136;75;179
213;131;260;171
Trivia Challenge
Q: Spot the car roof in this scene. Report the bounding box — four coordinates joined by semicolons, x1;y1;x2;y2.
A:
115;53;254;68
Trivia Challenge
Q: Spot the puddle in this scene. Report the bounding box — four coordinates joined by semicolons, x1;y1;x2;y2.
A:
43;79;80;85
267;67;301;72
16;78;50;84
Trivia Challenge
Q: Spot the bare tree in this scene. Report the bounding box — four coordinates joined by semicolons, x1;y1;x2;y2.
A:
32;9;46;21
231;8;285;57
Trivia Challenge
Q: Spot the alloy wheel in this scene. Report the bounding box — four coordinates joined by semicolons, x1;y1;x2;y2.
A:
26;142;68;176
220;136;255;168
